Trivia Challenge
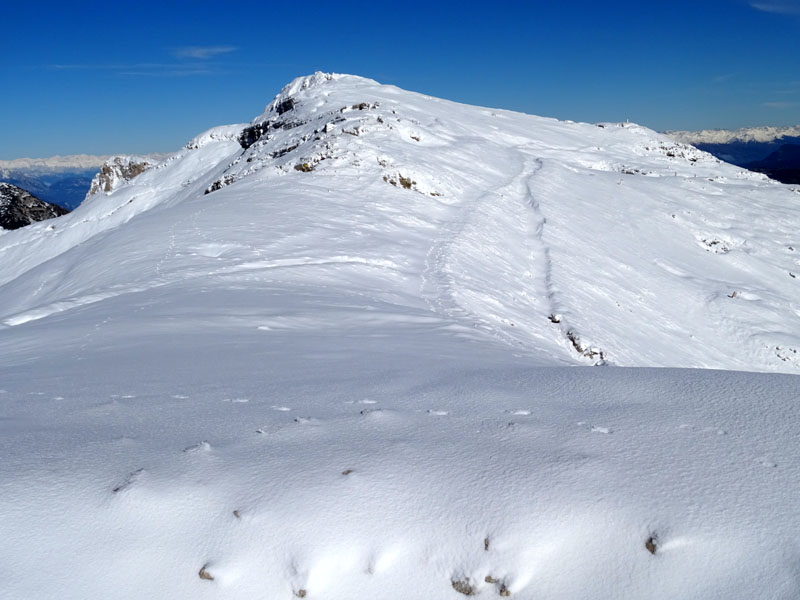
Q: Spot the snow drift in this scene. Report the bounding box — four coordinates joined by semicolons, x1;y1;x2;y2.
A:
1;73;800;600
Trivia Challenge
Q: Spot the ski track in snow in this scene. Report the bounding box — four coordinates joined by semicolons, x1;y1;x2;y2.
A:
421;147;602;364
421;151;549;354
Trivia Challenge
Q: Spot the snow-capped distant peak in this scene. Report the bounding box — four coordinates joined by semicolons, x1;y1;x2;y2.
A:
0;154;111;171
666;124;800;145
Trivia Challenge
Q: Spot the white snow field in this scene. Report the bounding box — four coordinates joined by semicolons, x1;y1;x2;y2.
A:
2;73;800;600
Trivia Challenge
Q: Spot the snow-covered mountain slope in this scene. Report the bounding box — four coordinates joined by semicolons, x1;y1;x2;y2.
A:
2;72;798;372
2;73;800;600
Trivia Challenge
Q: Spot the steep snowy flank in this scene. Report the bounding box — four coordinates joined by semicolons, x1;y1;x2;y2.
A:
2;73;800;600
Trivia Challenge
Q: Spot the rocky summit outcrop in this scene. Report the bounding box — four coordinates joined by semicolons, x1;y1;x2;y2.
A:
87;156;156;198
0;182;69;230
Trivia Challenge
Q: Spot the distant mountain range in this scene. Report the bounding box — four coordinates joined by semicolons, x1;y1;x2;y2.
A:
0;155;109;210
0;154;170;209
666;125;800;184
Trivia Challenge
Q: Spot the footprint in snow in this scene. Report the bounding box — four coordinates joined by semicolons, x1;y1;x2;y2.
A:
183;441;212;453
360;407;390;416
577;421;612;434
702;426;727;436
112;468;144;493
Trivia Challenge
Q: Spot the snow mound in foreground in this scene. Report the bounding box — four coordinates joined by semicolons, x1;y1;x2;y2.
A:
1;73;800;600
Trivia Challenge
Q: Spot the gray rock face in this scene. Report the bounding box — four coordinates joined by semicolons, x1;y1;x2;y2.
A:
0;182;69;230
87;156;154;197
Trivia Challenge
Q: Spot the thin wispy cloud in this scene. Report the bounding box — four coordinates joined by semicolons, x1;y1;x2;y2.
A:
44;45;238;77
762;101;799;108
750;1;800;15
47;62;224;77
172;45;237;59
712;73;735;84
119;69;215;77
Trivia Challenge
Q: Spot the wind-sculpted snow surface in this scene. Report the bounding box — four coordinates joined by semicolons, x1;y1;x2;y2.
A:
1;73;800;600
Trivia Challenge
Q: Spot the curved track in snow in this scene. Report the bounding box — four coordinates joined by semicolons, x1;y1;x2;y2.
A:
421;149;589;363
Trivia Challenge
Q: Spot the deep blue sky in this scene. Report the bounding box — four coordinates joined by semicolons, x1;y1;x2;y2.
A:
2;0;799;159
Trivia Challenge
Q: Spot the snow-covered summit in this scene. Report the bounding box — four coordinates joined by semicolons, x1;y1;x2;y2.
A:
1;72;798;372
3;73;800;600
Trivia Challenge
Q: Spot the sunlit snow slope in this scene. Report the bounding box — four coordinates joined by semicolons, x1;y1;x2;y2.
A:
2;73;800;600
2;73;799;370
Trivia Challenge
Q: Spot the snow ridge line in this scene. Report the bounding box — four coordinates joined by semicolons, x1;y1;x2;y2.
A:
522;157;608;365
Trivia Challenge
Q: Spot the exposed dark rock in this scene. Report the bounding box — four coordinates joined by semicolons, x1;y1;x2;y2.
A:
238;118;308;150
0;182;69;230
383;174;416;189
204;175;235;195
276;97;297;115
645;535;658;555
198;564;214;581
271;143;300;159
451;578;475;595
239;121;271;150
